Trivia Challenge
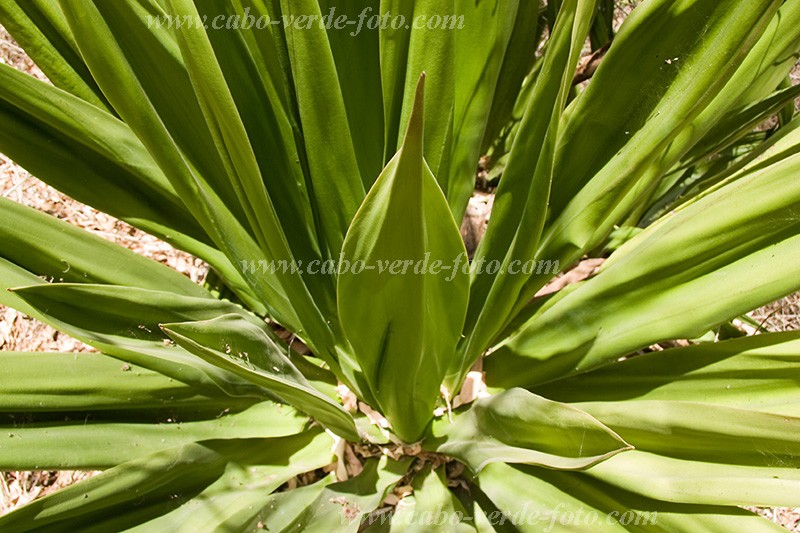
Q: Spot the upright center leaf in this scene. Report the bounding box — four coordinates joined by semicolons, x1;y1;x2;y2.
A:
338;74;469;443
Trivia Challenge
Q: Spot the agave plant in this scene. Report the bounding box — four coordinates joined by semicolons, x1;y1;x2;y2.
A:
2;0;800;530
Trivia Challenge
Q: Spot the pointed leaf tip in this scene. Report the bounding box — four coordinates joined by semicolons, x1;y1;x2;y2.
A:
402;72;427;154
338;70;468;442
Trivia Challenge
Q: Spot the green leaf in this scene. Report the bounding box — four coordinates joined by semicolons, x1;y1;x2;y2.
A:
683;83;800;167
627;0;800;225
426;388;631;473
0;351;248;412
378;0;414;161
252;475;335;532
547;0;781;219
476;461;786;532
193;0;323;265
56;0;328;336
134;433;334;532
679;0;800;159
162;314;358;441
58;0;245;212
777;77;797;127
477;462;631;532
0;401;310;470
574;401;800;469
0;257;50;318
0;0;111;109
0;197;207;298
488;148;800;388
284;456;411;532
279;0;365;258
455;0;595;387
3;1;800;527
447;0;519;219
165;0;345;345
397;0;455;195
677;115;800;212
0;431;333;531
588;0;614;50
8;283;271;398
520;0;782;314
534;331;800;416
389;465;475;532
319;0;385;189
588;450;800;507
338;75;469;442
0;65;254;295
479;1;542;155
642;116;800;225
166;0;337;315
